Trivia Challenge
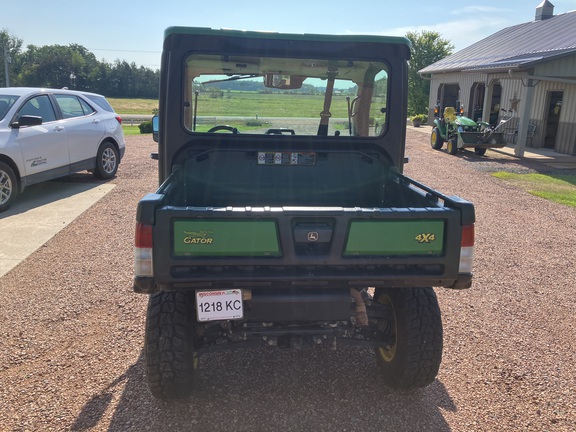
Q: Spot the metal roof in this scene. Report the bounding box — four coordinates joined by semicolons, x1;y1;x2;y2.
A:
419;10;576;74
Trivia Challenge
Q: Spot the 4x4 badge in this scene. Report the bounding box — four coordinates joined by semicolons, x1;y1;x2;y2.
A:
415;233;436;243
308;232;319;241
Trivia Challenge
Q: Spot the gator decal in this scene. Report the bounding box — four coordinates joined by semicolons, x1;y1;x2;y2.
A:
174;220;281;257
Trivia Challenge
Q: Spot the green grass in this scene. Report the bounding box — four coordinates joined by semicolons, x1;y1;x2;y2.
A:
122;120;265;135
108;93;386;119
122;125;145;136
108;98;158;115
492;172;576;207
114;93;384;136
190;93;352;118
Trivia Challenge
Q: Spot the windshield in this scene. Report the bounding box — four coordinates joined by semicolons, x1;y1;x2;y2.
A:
0;95;19;121
183;54;389;137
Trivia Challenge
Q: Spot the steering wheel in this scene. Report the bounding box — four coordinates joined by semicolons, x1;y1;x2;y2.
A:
265;128;295;135
207;125;239;134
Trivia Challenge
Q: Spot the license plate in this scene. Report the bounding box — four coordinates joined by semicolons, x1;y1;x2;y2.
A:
196;290;243;322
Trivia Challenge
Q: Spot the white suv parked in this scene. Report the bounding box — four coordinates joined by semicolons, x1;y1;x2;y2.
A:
0;87;126;212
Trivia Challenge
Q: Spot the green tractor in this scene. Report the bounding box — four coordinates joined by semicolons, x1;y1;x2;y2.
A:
430;101;510;156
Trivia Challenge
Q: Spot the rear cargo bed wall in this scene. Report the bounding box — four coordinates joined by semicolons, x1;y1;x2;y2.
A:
180;150;392;207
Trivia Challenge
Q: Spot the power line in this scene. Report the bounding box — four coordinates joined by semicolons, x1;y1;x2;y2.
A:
88;48;161;54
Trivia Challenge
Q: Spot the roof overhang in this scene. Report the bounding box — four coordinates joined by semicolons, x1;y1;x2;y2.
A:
421;47;576;76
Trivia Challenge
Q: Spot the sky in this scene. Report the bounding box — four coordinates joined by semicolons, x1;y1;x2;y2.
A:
2;0;575;70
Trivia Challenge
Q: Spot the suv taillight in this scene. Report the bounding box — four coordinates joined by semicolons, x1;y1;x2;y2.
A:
459;224;474;273
115;115;122;124
135;223;153;276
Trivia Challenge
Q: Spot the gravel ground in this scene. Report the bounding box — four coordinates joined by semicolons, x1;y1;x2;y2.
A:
0;130;575;431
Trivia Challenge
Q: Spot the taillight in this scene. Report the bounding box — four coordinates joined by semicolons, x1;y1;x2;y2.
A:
135;223;153;276
459;224;474;273
115;115;122;124
135;223;153;248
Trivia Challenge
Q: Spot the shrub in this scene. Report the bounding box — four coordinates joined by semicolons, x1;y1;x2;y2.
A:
411;114;427;124
245;119;263;127
139;121;153;134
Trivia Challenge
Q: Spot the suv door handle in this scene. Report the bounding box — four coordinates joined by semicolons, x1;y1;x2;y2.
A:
54;126;65;132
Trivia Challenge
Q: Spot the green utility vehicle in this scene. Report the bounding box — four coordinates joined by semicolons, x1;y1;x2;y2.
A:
430;102;510;156
134;27;475;400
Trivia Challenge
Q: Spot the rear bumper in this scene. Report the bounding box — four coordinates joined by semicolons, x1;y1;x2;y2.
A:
133;272;473;295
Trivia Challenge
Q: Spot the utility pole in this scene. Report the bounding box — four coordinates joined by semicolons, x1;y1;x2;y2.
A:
3;46;10;87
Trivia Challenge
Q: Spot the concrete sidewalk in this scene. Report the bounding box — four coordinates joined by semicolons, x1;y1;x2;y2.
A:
491;145;576;169
0;181;115;278
409;124;576;169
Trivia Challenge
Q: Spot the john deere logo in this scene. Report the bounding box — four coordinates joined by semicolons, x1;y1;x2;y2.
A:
415;233;436;243
183;230;215;245
308;232;319;242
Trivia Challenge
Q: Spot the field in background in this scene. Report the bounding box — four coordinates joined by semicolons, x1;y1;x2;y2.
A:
108;98;158;115
108;93;382;119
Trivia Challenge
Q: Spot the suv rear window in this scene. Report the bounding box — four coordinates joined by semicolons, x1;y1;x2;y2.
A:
84;94;115;112
55;94;96;118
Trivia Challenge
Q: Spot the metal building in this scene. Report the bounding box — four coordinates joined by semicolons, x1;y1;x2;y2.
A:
419;1;576;156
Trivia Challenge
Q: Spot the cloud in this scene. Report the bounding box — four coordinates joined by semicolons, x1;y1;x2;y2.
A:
356;15;512;52
451;6;513;15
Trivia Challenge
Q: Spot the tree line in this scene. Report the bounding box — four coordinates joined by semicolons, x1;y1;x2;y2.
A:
1;29;159;98
1;28;453;112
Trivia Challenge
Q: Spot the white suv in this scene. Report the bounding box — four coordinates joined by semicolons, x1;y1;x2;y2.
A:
0;87;125;212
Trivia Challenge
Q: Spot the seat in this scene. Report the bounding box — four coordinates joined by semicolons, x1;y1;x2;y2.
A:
443;107;456;123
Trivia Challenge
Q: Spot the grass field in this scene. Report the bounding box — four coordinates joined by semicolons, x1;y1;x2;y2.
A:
122;125;144;136
492;172;576;207
108;98;158;115
109;93;384;119
113;93;382;136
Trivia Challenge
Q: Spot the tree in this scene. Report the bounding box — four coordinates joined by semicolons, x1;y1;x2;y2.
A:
405;31;454;116
0;29;23;87
2;30;160;97
15;44;95;89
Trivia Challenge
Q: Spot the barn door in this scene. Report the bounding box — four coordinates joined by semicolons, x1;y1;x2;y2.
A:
543;91;563;149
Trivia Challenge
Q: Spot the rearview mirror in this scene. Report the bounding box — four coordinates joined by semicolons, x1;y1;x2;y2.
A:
263;74;305;89
152;115;159;142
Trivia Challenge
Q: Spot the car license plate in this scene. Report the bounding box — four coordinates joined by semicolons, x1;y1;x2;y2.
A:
196;289;243;322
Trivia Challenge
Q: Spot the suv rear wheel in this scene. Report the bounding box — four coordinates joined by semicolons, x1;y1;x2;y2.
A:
94;142;119;179
374;287;443;390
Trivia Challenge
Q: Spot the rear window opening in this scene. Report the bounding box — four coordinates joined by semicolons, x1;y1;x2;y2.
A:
183;54;389;138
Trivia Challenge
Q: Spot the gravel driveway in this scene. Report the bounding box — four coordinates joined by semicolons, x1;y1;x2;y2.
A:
1;130;575;431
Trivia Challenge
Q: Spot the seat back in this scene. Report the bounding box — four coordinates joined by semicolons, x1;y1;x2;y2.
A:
443;107;456;123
